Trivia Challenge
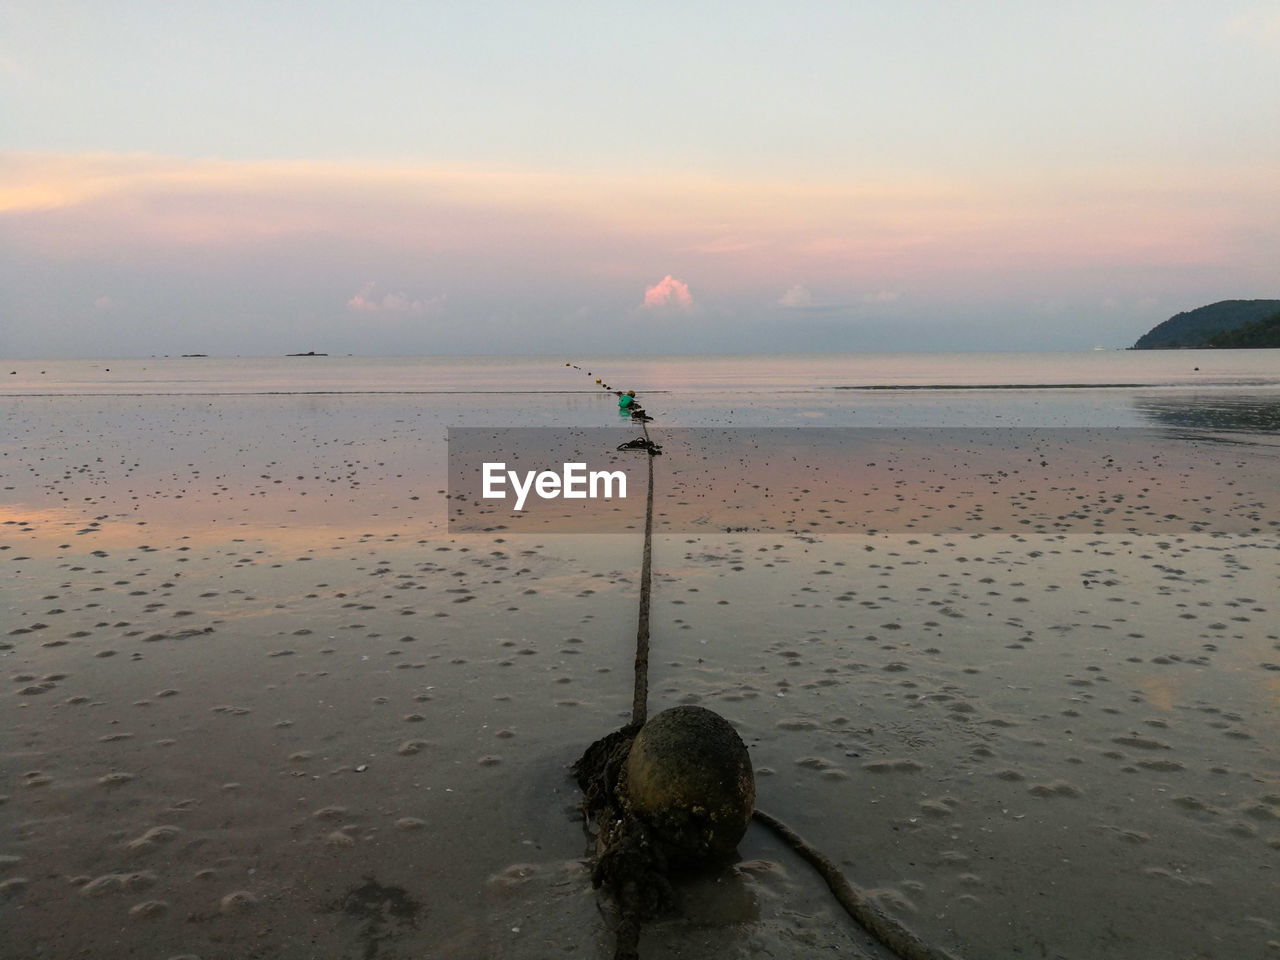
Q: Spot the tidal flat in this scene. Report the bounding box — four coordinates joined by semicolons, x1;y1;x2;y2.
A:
3;358;1279;959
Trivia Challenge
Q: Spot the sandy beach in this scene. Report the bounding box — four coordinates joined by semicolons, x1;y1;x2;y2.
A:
3;355;1278;959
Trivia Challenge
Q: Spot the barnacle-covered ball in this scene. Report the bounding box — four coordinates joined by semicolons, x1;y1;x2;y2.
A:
621;705;755;862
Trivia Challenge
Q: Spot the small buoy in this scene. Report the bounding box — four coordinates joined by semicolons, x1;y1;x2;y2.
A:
622;705;755;862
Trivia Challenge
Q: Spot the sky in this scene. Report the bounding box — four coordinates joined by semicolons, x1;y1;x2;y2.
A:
2;1;1279;357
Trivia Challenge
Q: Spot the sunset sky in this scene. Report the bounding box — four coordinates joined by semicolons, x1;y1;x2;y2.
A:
2;1;1278;357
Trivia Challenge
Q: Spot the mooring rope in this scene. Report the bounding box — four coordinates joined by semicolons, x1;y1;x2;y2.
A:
751;809;962;960
631;420;655;727
577;367;962;960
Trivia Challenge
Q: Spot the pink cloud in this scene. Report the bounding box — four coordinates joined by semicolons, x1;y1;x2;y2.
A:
643;274;693;309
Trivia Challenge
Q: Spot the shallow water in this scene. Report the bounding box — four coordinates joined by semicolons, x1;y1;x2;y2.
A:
3;353;1278;959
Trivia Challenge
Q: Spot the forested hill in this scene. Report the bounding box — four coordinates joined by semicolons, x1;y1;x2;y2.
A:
1205;312;1280;347
1132;299;1280;349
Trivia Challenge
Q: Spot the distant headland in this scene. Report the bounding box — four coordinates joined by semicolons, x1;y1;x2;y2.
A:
1132;299;1280;349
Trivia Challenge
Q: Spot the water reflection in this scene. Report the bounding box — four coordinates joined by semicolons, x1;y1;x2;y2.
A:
1132;391;1280;436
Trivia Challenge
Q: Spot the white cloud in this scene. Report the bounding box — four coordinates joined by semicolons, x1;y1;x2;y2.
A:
777;285;875;314
346;281;442;315
642;274;693;310
778;284;813;308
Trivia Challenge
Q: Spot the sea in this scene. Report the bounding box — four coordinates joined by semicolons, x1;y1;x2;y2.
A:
5;349;1280;429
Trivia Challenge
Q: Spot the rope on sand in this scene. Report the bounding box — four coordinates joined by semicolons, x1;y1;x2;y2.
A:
631;421;655;727
574;369;965;960
751;808;963;960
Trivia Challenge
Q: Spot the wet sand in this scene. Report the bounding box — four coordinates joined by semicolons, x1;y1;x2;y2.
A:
3;390;1279;959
